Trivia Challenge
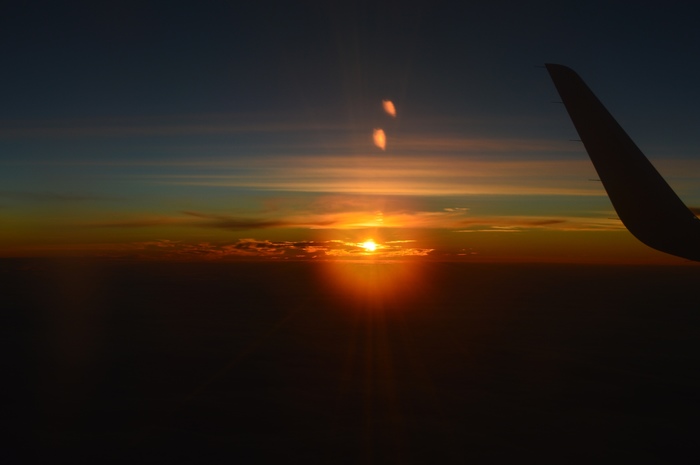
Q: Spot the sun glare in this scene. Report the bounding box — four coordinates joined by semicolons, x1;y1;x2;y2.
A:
317;260;426;312
361;240;377;252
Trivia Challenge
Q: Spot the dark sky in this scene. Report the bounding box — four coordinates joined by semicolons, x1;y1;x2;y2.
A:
6;1;700;122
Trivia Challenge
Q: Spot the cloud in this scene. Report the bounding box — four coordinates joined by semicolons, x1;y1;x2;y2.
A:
302;194;430;215
85;211;336;230
0;114;347;139
105;238;434;260
138;155;602;196
88;218;185;228
181;211;337;230
84;201;469;232
82;204;623;236
453;216;623;232
105;239;294;259
4;113;604;200
0;190;116;202
182;211;295;230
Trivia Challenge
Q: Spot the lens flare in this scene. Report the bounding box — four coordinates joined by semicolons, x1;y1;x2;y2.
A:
382;99;396;117
373;128;386;151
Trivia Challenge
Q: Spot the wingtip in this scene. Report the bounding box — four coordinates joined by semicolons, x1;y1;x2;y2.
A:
545;63;572;72
545;64;582;81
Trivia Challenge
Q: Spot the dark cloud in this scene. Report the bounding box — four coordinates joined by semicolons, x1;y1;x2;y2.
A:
182;211;336;230
457;217;567;228
198;218;293;230
0;115;346;139
526;219;567;226
86;211;335;230
89;219;181;228
0;190;115;202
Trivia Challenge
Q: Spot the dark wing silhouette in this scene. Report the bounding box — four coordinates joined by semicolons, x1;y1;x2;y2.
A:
546;63;700;261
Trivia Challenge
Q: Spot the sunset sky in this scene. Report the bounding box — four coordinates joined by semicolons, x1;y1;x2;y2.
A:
3;1;700;263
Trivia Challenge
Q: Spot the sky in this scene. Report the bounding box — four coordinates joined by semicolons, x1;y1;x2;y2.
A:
3;0;700;263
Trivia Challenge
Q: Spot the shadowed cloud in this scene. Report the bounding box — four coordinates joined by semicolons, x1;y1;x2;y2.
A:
0;114;347;139
88;218;186;228
82;206;622;235
0;190;118;202
86;212;336;230
182;211;337;230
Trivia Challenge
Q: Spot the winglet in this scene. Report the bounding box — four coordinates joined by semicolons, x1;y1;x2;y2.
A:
546;63;700;261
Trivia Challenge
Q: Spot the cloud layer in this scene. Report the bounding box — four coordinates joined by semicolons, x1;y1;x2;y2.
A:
104;238;434;260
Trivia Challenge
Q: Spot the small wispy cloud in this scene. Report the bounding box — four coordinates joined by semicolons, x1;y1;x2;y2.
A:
135;155;601;196
454;216;623;232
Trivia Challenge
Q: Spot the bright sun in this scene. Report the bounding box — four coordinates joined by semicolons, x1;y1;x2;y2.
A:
361;240;377;252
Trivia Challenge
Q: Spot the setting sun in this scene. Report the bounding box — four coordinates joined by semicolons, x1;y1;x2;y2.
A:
361;240;377;252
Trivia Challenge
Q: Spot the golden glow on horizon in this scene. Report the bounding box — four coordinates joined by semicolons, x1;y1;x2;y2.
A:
373;128;386;150
382;100;396;117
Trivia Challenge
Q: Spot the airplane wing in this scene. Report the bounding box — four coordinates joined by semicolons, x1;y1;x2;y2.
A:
546;63;700;261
